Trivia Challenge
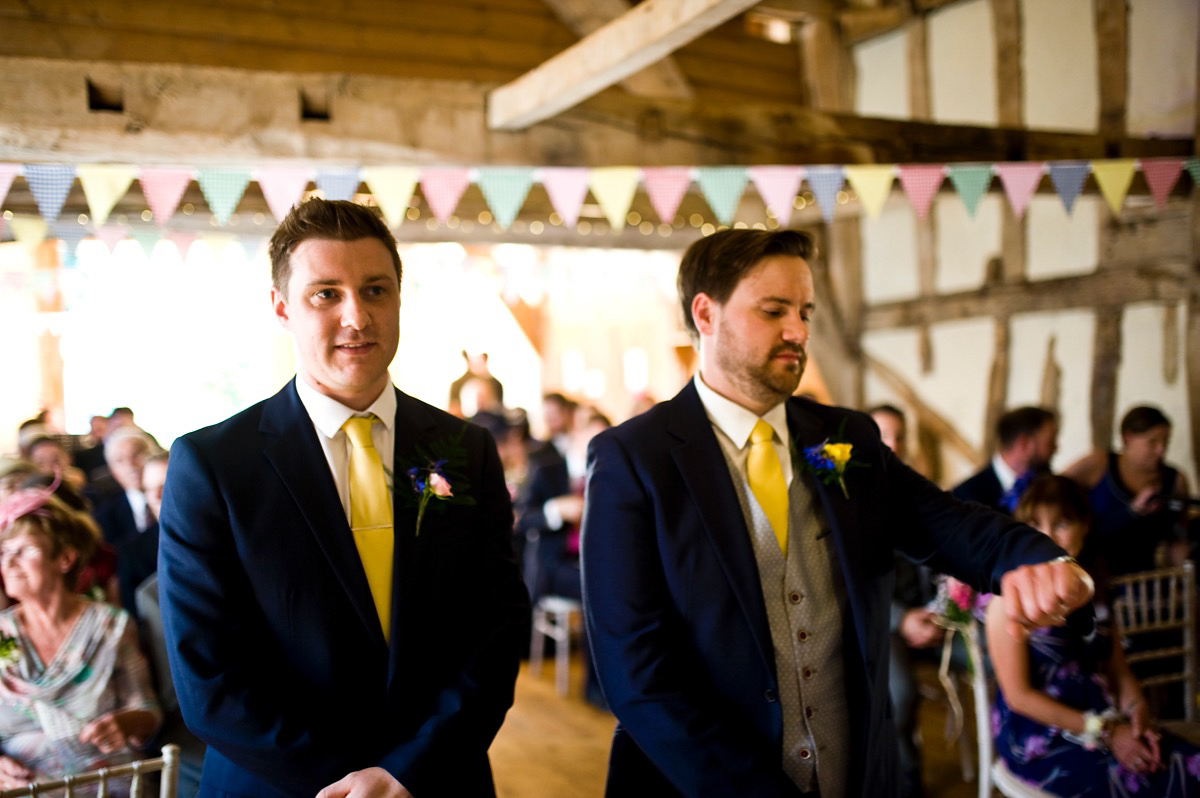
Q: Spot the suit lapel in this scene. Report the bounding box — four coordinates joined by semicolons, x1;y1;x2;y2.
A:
669;382;775;670
259;380;386;648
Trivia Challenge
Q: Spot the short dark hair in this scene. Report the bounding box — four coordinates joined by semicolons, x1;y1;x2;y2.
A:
996;406;1056;449
542;392;576;411
867;404;906;424
1120;405;1171;437
676;229;815;338
1015;474;1092;528
268;199;402;292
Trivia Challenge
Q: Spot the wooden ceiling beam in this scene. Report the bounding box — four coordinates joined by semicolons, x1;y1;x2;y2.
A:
487;0;760;131
540;0;694;100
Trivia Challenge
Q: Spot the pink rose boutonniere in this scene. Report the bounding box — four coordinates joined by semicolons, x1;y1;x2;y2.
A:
398;425;477;537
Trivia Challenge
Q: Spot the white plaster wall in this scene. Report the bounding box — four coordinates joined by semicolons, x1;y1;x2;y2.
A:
1026;195;1100;280
1021;0;1098;132
862;203;921;303
929;0;998;126
1128;0;1199;137
934;194;1002;294
853;27;910;119
0;243;43;455
1006;309;1096;472
1114;301;1195;487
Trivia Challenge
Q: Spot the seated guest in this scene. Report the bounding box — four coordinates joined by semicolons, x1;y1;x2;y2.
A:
92;427;159;549
0;483;161;788
26;435;88;495
954;406;1058;513
987;475;1200;796
117;453;168;623
1064;405;1192;578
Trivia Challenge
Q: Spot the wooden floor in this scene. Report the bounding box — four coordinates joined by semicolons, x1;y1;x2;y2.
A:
491;657;980;798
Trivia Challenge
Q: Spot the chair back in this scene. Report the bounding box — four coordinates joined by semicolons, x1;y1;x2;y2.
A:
1109;560;1196;721
0;744;179;798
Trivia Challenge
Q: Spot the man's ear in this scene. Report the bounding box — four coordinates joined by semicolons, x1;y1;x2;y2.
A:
692;293;717;336
271;285;290;328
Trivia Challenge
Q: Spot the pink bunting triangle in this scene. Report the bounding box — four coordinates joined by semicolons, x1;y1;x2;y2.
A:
0;163;20;209
642;168;691;224
256;167;311;222
419;168;471;223
167;231;198;259
897;165;946;219
995;162;1045;218
138;168;193;227
1140;158;1184;209
541;168;591;228
748;166;805;226
93;225;128;253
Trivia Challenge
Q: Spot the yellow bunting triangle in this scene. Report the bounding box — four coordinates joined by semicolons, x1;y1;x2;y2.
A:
362;166;419;229
1091;159;1137;215
843;165;896;219
76;165;137;227
203;232;240;262
10;215;48;247
589;167;640;231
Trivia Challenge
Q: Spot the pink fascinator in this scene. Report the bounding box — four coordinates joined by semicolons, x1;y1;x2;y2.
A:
0;472;62;532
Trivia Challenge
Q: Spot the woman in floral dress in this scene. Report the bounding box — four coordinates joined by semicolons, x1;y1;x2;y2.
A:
987;474;1200;796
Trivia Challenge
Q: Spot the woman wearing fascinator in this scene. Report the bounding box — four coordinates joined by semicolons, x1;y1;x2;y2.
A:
0;478;161;790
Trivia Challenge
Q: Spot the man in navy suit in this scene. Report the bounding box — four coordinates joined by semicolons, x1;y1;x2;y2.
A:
159;199;529;798
952;406;1058;513
581;229;1093;798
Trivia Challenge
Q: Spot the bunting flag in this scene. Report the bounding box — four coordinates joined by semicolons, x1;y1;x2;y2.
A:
139;168;193;226
203;232;240;262
197;169;252;225
23;164;76;224
995;162;1045;218
541;167;591;228
1092;159;1137;215
316;169;361;202
52;221;87;268
130;229;162;257
255;166;311;223
589;167;640;231
946;164;993;218
748;166;805;226
1187;157;1200;188
843;165;895;219
1140;158;1184;209
167;230;197;259
93;225;128;253
477;167;535;230
1047;162;1090;213
420;167;471;223
806;166;845;223
0;163;20;209
696;167;748;226
361;166;418;229
10;215;48;247
76;164;137;227
642;167;692;224
896;165;945;220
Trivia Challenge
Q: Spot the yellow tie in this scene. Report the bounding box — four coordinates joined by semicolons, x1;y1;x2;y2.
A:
343;415;394;643
748;419;789;557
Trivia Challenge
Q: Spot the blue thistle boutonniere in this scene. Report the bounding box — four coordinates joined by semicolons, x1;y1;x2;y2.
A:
801;422;865;499
394;424;477;537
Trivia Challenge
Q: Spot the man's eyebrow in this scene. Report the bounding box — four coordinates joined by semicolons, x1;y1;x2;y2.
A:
758;295;817;311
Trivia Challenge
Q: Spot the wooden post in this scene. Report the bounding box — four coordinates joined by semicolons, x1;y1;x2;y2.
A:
809;217;864;408
1095;0;1129;144
983;316;1011;459
906;15;932;121
990;0;1023;127
1091;310;1123;451
1188;21;1200;481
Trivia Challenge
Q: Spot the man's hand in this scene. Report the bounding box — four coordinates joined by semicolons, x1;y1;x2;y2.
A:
899;608;944;649
315;768;412;798
999;559;1094;639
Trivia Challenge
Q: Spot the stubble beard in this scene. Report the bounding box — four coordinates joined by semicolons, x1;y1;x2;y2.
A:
716;335;807;408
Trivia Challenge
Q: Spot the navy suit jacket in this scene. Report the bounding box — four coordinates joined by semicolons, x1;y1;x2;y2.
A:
158;381;529;798
951;464;1005;511
581;381;1064;798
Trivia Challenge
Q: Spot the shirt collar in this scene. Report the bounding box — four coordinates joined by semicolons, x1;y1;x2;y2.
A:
693;373;789;450
295;376;396;440
991;452;1018;492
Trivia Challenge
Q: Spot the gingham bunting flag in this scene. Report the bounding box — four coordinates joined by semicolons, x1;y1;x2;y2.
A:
696;167;748;226
255;166;311;222
1092;159;1137;215
896;165;945;220
361;166;418;229
642;167;692;224
139;168;193;226
541;168;591;228
420;168;471;223
843;165;896;219
748;166;805;226
93;225;128;253
995;162;1045;219
1048;162;1090;213
76;164;137;226
0;163;20;209
197;169;252;225
316;169;361;202
131;229;162;257
477;167;535;230
23;164;76;224
10;215;48;247
1187;158;1200;187
589;167;640;231
946;165;993;218
806;166;845;223
1140;158;1184;209
167;231;197;259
